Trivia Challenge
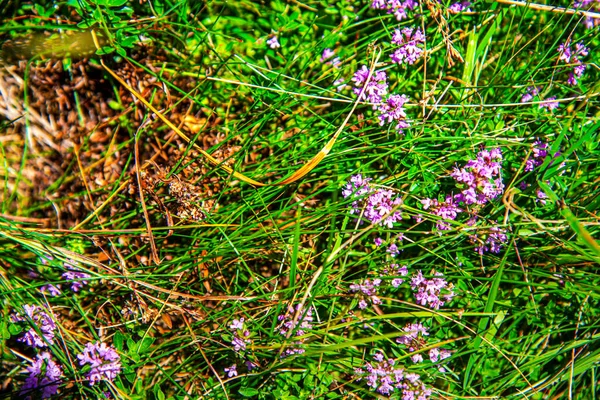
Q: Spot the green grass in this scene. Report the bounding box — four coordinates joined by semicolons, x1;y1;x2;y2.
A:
0;0;599;399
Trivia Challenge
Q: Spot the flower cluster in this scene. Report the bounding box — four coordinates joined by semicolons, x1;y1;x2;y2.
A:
352;66;389;105
350;278;382;309
396;323;452;370
77;342;121;386
224;364;237;378
320;48;341;68
520;87;559;111
520;86;540;103
62;263;90;292
574;0;600;29
410;271;454;309
557;41;589;85
267;35;280;49
525;139;561;172
351;67;411;132
20;352;62;399
343;174;403;228
229;318;252;353
354;352;432;398
380;263;409;288
391;27;425;65
449;0;472;12
450;148;504;205
276;305;315;356
12;305;57;348
471;225;508;254
420;196;462;231
371;0;418;20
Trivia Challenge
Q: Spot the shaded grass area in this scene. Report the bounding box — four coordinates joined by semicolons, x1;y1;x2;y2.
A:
0;0;599;399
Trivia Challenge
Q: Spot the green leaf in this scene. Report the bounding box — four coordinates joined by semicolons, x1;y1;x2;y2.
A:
239;388;260;397
113;331;125;351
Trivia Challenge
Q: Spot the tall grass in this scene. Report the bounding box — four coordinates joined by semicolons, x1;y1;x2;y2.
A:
0;0;599;398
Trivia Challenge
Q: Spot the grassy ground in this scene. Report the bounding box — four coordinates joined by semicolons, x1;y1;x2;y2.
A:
0;0;599;399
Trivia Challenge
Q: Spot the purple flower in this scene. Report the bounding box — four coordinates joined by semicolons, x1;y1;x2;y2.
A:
390;27;425;65
525;139;553;172
558;41;588;85
40;284;62;297
352;66;389;105
62;264;90;292
382;263;409;288
343;175;403;228
224;364;238;378
451;148;504;206
420;196;462;230
229;318;252;353
387;243;400;256
429;348;452;372
449;1;471;12
536;189;549;205
520;86;540;103
374;237;383;246
276;305;315;356
396;323;429;346
229;318;245;331
354;352;432;397
377;94;410;132
20;352;62;399
472;225;508;254
371;0;418;21
77;342;121;386
539;96;559;111
320;48;340;67
350;279;382;309
267;36;280;49
12;305;57;348
410;271;454;309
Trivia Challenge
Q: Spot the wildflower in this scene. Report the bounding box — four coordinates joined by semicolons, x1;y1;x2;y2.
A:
320;48;335;62
276;305;315;356
371;0;418;21
374;237;383;246
333;78;348;92
381;263;408;287
557;41;588;85
77;342;121;386
520;86;541;103
224;365;238;378
343;175;403;228
352;65;389;105
390;27;425;65
429;347;452;371
40;284;62;297
471;225;508;254
12;305;57;348
387;243;400;256
320;48;341;67
396;322;429;346
229;318;251;353
377;94;410;132
449;1;471;12
354;352;432;397
536;189;549;205
20;352;62;399
451;148;504;206
539;96;559;111
525;139;550;172
350;279;382;309
62;263;90;292
410;271;454;309
267;36;280;49
420;196;461;230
